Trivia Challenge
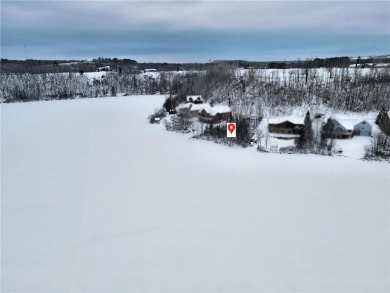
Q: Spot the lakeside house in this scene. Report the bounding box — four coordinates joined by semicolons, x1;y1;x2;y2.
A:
353;120;372;136
268;119;304;135
208;105;232;123
322;118;353;139
176;102;231;124
176;103;203;119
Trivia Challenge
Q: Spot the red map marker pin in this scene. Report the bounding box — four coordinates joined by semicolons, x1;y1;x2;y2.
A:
228;123;236;134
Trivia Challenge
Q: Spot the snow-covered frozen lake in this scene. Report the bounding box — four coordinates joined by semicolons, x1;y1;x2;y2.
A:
1;95;389;292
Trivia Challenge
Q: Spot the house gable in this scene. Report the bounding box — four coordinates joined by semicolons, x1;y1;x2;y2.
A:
331;119;347;131
354;120;372;135
354;120;372;130
322;118;353;139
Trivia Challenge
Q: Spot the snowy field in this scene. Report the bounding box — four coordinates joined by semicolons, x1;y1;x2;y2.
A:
1;95;389;292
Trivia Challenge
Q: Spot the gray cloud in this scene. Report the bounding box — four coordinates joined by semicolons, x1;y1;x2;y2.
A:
3;1;389;33
1;1;389;61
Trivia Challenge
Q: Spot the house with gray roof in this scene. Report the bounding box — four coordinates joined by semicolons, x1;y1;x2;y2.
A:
322;118;353;139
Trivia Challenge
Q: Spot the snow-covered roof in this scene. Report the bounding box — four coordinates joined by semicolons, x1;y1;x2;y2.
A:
176;102;230;116
354;120;372;126
332;116;374;130
268;116;304;125
332;118;355;130
210;105;231;115
176;103;193;110
192;103;212;113
176;103;211;112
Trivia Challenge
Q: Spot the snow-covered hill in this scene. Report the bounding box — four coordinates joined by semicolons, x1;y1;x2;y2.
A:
1;96;389;292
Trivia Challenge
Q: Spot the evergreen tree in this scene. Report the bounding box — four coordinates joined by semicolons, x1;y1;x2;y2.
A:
304;111;314;150
376;108;390;135
297;127;305;150
236;116;251;146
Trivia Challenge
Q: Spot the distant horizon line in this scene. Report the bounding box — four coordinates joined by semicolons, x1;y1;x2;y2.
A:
2;53;390;64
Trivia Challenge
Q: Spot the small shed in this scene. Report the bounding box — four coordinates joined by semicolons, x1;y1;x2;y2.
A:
354;120;372;136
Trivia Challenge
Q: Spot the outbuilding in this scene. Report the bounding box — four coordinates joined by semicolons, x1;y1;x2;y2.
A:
354;120;372;136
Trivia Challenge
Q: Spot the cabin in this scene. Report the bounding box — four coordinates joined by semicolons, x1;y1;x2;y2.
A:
210;106;232;123
186;95;204;104
268;120;303;134
322;118;353;139
353;120;372;136
198;110;214;123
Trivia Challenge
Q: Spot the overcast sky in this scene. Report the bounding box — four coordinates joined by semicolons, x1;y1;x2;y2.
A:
1;0;389;62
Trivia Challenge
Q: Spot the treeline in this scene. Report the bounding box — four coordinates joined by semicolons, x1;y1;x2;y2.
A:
0;71;184;102
4;55;389;74
2;63;390;114
161;65;390;154
1;59;95;74
163;63;390;113
0;57;210;74
302;57;350;68
91;57;137;65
